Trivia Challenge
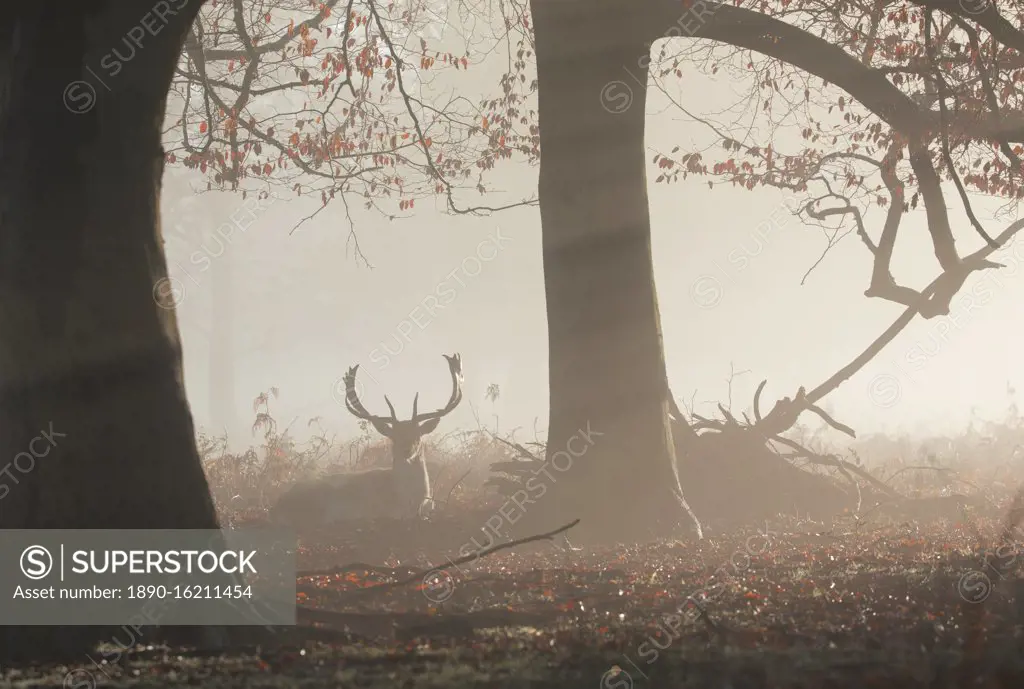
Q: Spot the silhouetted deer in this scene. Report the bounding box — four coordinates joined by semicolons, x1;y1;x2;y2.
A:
271;354;463;526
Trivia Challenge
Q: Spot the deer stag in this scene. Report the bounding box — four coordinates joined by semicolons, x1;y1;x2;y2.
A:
271;354;463;526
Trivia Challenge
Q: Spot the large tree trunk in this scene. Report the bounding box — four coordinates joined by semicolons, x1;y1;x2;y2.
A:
0;2;216;661
529;0;700;543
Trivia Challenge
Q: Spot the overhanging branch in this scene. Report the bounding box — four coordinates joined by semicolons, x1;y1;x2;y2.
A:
654;0;1024;143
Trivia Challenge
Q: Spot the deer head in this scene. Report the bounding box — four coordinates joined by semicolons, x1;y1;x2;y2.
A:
343;354;463;466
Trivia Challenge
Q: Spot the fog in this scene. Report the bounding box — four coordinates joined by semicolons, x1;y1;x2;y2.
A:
162;64;1024;450
11;0;1024;682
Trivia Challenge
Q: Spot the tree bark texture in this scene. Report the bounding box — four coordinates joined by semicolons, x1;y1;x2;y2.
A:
0;1;216;661
531;0;699;542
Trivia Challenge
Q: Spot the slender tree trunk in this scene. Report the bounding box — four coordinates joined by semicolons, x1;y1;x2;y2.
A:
0;2;215;660
530;0;699;542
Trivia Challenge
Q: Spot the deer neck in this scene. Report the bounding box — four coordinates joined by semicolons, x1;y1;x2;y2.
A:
391;446;431;511
404;447;430;485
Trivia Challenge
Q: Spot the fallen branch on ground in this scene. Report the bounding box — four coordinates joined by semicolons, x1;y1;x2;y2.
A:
430;468;473;510
770;435;901;499
295;606;552;640
489;433;544;462
296;519;581;599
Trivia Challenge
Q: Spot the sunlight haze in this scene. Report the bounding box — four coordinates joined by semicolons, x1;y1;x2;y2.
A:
162;33;1024;450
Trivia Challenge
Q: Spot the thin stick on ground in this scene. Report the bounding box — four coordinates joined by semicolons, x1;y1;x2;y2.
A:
297;519;581;601
431;468;473;509
490;432;544;462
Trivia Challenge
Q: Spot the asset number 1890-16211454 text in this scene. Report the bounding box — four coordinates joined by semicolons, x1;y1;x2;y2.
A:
127;584;253;599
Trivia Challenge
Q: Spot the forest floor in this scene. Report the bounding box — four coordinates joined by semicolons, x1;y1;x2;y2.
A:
6;501;1024;688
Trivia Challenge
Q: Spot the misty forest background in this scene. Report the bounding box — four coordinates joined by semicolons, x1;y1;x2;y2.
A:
157;0;1024;513
7;0;1024;679
5;0;1024;542
170;52;1024;452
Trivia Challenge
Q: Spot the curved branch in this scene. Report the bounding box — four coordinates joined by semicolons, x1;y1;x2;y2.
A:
907;140;960;272
752;379;766;423
739;218;1024;439
864;144;914;304
923;11;997;249
801;218;1024;409
663;1;1024;142
951;15;1024;177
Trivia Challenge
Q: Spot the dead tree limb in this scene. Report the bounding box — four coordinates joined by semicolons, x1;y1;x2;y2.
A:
802;403;856;438
755;386;857;439
490;433;543;462
431;468;473;509
296;519;581;599
753;380;767;423
801;219;1024;409
295;606;551;640
676;219;1024;443
772;434;899;498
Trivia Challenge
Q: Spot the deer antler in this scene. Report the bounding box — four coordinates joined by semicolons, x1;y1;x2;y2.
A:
412;353;464;424
383;396;399;420
343;364;395;426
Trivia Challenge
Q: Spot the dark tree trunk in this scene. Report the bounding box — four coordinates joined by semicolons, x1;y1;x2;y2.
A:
0;2;216;661
528;0;699;543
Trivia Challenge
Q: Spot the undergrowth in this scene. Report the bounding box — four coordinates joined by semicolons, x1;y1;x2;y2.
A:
202;388;523;524
199;387;1024;525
